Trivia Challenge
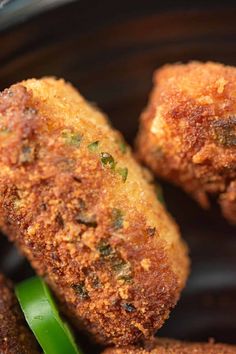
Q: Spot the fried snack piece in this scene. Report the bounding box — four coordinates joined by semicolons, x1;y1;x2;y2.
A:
0;273;39;354
103;338;236;353
0;78;189;345
137;62;236;223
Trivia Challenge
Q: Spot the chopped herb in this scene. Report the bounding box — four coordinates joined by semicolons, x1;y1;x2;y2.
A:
112;261;132;283
100;152;116;170
97;240;132;283
111;208;124;230
71;283;89;300
75;198;96;227
19;145;35;164
62;130;82;147
155;184;165;205
121;303;136;313
75;213;97;228
118;274;132;283
146;226;156;237
97;241;113;257
117;167;128;182
55;213;64;228
118;140;127;154
88;140;99;152
91;275;101;289
212;117;236;147
111;258;124;272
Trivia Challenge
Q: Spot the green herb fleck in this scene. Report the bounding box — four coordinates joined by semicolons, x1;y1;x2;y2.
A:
155;184;165;205
97;240;132;283
91;274;101;289
88;140;100;152
118;274;132;283
212;117;236;147
146;226;156;237
118;140;127;154
19;145;35;164
62;130;82;147
117;167;128;182
75;213;97;228
100;152;116;170
71;283;89;299
111;208;124;230
97;241;113;257
112;259;132;282
121;303;136;312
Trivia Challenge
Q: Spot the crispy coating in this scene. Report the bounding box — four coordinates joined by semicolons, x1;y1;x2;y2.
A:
102;338;236;353
136;62;236;223
0;78;189;345
0;273;39;354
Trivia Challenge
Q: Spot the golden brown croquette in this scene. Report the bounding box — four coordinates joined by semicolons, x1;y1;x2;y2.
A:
136;61;236;224
102;338;236;354
0;78;189;345
0;273;39;354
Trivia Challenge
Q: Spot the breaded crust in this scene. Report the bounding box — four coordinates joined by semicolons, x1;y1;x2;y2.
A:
0;274;39;354
136;62;236;223
103;338;236;353
0;78;189;345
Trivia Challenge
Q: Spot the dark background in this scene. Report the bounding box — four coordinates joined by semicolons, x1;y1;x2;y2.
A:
0;1;236;352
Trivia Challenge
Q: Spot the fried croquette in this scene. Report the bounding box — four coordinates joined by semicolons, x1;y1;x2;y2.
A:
102;338;236;353
0;78;189;345
136;61;236;223
0;273;39;354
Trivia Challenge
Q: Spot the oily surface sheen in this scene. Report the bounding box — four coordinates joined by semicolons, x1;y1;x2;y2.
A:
0;78;189;345
137;62;236;224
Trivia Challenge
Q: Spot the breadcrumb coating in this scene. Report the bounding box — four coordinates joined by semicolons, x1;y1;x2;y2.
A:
137;62;236;223
0;78;189;345
0;274;39;354
103;338;236;353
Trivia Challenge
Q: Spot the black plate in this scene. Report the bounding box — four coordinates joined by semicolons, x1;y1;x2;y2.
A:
0;1;236;352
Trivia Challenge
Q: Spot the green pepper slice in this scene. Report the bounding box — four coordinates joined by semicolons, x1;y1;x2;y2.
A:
15;276;82;354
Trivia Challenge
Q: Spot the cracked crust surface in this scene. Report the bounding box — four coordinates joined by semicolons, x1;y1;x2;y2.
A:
0;274;39;354
0;78;189;345
136;61;236;224
103;338;236;353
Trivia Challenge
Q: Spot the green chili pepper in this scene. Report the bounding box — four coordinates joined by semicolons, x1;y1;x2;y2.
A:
15;276;82;354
